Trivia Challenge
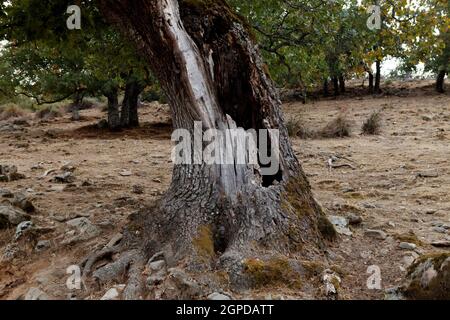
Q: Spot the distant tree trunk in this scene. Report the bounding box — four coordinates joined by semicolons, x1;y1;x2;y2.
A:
323;79;329;97
121;74;144;127
338;75;345;93
71;91;83;121
104;85;121;131
375;60;382;94
436;70;446;93
99;0;334;266
368;71;374;93
332;76;340;96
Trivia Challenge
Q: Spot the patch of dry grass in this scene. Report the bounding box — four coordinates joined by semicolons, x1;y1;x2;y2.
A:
319;113;352;138
362;111;382;135
0;103;28;121
35;105;63;120
286;116;314;139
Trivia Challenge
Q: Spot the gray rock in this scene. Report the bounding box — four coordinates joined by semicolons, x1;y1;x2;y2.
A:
0;205;30;229
36;240;51;252
52;171;75;183
433;227;447;234
15;221;33;240
347;214;363;225
148;260;166;273
24;288;50;300
65;217;100;241
329;215;353;236
399;242;417;250
322;269;341;297
399;253;450;299
431;240;450;248
101;288;120;300
169;268;201;298
0;165;25;182
364;229;388;240
207;292;232;300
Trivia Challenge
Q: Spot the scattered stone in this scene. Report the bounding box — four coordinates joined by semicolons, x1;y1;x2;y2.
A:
152;178;162;183
11;192;35;213
52;171;75;184
119;170;132;177
433;227;447;234
347;214;363;225
425;209;436;215
132;185;144;195
35;240;51;252
101;288;120;301
0;205;31;229
169;268;201;298
322;269;341;297
15;221;33;240
431;241;450;248
0;188;14;198
399;242;417;250
400;253;450;299
364;229;387;240
422;115;434;121
0;164;25;182
24;288;50;300
328;215;352;236
64;217;100;243
207;292;232;300
416;171;439;178
148;260;166;273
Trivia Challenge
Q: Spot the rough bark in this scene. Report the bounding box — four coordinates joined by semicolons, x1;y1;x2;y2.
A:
323;79;329;97
368;71;374;94
436;70;446;93
338;75;345;94
375;60;382;94
121;74;143;127
332;76;340;96
105;86;121;131
98;0;334;266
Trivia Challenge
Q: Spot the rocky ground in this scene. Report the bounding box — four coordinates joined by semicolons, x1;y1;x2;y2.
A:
0;81;449;300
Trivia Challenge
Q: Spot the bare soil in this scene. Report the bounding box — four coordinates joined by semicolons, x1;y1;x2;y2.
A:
1;81;449;300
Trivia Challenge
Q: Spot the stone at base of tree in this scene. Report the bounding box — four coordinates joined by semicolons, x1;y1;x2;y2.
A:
35;240;51;252
400;253;450;300
24;288;51;300
207;292;232;300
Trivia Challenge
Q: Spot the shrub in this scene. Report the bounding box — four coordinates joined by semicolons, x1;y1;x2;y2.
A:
319;114;352;138
286;116;314;139
362;111;382;135
35;105;63;120
0;103;29;121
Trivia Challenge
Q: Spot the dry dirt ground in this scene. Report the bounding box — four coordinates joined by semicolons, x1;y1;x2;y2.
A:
0;81;449;300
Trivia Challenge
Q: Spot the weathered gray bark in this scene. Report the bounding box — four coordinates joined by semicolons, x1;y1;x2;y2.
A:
332;76;340;96
98;0;334;264
105;86;121;131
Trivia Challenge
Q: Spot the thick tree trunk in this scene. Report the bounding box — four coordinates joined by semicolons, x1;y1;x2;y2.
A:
368;71;374;93
99;0;334;264
375;60;382;94
436;70;446;93
121;74;143;127
105;86;121;131
323;79;329;97
332;76;340;96
338;75;345;94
